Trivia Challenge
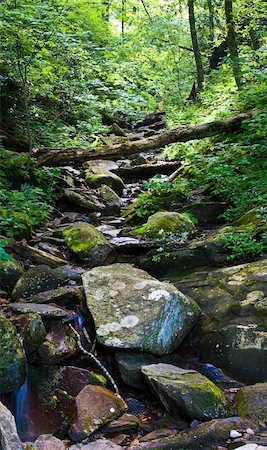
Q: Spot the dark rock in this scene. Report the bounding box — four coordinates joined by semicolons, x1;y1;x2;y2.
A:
180;201;227;225
7;311;46;355
53;265;84;283
10;302;69;319
69;439;122;449
115;352;161;389
21;285;85;306
12;265;58;300
69;385;127;442
0;258;24;292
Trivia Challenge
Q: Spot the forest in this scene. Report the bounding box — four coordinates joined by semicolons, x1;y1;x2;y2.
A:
0;0;266;449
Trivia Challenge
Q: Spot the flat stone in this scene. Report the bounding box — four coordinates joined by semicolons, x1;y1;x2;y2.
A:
22;285;85;306
33;434;65;450
115;352;161;389
10;302;69;318
82;264;200;355
69;385;127;442
0;401;22;449
141;364;228;421
69;439;122;449
131;417;258;449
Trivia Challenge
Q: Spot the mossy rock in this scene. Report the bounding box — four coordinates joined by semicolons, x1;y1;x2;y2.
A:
131;211;195;239
233;206;267;236
0;257;24;292
235;382;267;420
141;364;228;421
12;265;58;300
63;221;115;267
99;184;122;214
85;167;125;196
0;314;26;394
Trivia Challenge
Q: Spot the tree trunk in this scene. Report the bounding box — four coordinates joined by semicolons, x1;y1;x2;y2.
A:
188;0;204;91
207;0;214;43
37;112;252;166
225;0;242;88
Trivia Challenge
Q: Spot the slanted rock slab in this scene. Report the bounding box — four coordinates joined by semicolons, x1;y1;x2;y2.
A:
63;221;115;266
141;363;228;421
0;401;22;450
235;382;267;420
69;385;127;442
82;263;200;355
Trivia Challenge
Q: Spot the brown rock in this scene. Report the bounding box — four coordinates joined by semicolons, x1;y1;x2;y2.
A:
69;385;127;442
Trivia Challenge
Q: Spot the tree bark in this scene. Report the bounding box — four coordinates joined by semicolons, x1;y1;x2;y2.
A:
207;0;214;43
37;112;252;166
188;0;204;91
225;0;243;88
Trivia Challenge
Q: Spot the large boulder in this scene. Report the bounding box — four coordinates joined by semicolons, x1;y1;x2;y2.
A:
0;315;26;393
0;257;24;292
69;385;127;442
235;382;267;420
141;364;228;421
82;264;200;355
85;163;125;195
0;401;22;450
132;211;195;239
173;259;267;383
63;221;115;266
11;265;58;300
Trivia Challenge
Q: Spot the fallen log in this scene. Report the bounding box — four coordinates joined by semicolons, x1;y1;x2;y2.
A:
37;112;252;166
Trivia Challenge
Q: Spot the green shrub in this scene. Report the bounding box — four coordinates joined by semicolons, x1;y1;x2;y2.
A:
220;227;266;261
0;240;12;261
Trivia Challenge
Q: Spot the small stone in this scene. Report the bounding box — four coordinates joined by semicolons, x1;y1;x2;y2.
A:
230;430;243;438
33;434;65;450
246;428;255;435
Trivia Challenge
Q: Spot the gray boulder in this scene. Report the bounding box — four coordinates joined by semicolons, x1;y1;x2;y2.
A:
0;257;24;292
82;264;200;355
0;401;22;449
141;364;228;421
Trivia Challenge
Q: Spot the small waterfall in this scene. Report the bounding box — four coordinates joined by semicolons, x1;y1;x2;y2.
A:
74;311;85;332
14;377;29;436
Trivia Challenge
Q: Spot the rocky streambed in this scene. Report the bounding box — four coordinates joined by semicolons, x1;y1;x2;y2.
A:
0;117;266;450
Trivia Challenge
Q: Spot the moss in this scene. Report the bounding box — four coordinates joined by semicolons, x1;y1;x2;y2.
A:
85;168;124;195
63;221;111;262
131;211;195;239
0;257;24;291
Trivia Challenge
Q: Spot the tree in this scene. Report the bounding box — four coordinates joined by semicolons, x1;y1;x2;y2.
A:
188;0;204;92
224;0;242;88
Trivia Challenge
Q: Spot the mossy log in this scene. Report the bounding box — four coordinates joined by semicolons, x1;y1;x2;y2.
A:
37;112;252;166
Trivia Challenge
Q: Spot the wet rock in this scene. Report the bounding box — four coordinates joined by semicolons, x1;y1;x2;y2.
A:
53;265;84;283
69;439;122;449
115;352;161;389
235;383;267;420
22;285;85;306
0;401;22;450
105;413;139;432
10;302;69;319
132;211;195;239
12;265;58;300
0;314;26;393
25;366;106;441
9;312;46;355
141;364;228;421
33;434;65;450
69;385;127;442
85;164;125;195
99;185;122;215
132;417;258;449
0;257;24;291
198;363;244;389
30;323;77;365
200;324;267;384
82;264;200;355
63;222;115;266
